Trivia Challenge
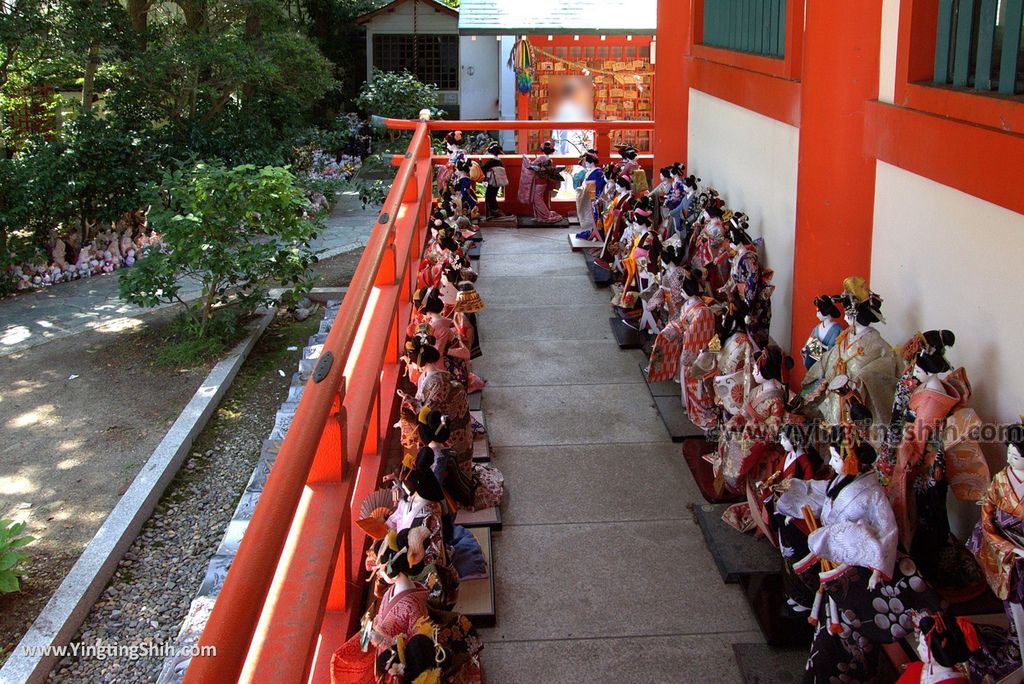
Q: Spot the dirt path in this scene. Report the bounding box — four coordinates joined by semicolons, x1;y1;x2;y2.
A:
0;248;365;667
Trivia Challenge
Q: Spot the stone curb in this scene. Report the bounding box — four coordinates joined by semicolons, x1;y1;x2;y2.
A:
0;308;277;684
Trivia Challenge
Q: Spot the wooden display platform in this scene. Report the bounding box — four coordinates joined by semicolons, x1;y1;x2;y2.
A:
583;253;613;287
567;233;602;252
477;216;516;228
518;217;569;228
653;395;706;442
455;505;502;530
639;362;677;397
682;439;744;504
732;643;811;683
693;503;779;584
467;242;481;259
609;316;646;349
455;526;496;627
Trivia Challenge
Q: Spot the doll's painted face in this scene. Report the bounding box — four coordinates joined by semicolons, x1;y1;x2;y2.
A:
752;363;765;385
843;309;857;327
912;364;931;384
816;310;828;322
439;277;458;305
1008;444;1024;472
828;446;844;474
780;434;794;454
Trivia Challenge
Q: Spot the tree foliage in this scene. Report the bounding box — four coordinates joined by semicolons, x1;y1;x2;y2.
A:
356;68;442;120
118;162;319;338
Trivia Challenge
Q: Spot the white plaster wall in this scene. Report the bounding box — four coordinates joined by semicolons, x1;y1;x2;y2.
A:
871;162;1024;430
459;36;500;119
878;0;901;104
687;89;800;349
498;36;516;149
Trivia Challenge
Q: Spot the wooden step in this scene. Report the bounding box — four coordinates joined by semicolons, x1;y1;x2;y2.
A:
693;503;779;584
653;395;706;442
455;505;502;530
567;233;602;252
455;526;496;627
639;361;678;397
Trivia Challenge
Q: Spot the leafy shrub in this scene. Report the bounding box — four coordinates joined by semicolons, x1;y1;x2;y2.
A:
356;69;443;121
119;161;319;339
0;519;35;593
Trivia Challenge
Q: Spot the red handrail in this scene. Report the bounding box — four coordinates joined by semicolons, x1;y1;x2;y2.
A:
184;114;656;684
184;117;433;684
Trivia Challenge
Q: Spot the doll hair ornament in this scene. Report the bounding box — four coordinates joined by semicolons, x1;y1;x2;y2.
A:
405;334;440;367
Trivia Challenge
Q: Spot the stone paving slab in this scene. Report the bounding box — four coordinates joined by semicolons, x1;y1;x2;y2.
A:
493;444;697;525
479;519;758;642
477;303;617;342
484;632;762;684
473;339;647;387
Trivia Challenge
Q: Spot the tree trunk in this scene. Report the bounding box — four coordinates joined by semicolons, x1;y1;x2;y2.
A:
127;0;149;47
81;43;101;112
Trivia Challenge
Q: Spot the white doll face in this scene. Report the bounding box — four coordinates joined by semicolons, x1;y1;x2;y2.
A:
844;309;857;327
752;363;765;384
439;278;458;305
1008;444;1024;472
828;446;844;474
912;364;930;383
780;434;794;453
816;310;827;322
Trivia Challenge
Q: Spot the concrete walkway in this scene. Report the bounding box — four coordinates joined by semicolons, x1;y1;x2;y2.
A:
0;191;376;357
473;227;762;683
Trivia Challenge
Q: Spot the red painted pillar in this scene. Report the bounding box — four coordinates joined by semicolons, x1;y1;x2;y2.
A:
653;0;693;171
789;0;884;383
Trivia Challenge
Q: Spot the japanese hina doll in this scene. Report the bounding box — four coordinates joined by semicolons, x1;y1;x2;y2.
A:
712;295;757;422
968;424;1024;670
777;431;940;683
646;266;718;430
769;421;822;613
724;215;774;348
596;176;636;268
692;203;730;292
801;295;845;370
645;245;687;329
410;287;485;393
330;528;432;682
574;150;606;240
387;443;459;610
715;346;790;496
398;335;474;469
877;329;989;600
452;159;478;219
519;139;564;224
437;130;466;195
800;277;903;434
613;197;660;312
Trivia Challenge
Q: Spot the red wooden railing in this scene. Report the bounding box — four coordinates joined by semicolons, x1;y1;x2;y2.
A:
185;116;655;684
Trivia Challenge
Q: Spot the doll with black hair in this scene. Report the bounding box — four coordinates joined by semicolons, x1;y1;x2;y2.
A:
765;420;823;613
329;527;430;682
452;159;478;219
778;428;940;683
518;139;564;224
646;266;719;430
398;335;474;469
436;130;466;196
645;244;687;327
897;612;980;683
410;286;486;394
573;149;607;239
418;405;503;515
802;295;844;370
969;423;1024;671
692;203;730;293
596;175;637;268
615;197;661;313
723;216;775;348
800;276;904;434
710;295;756;421
874;330;990;601
715;346;791;495
481;141;509;219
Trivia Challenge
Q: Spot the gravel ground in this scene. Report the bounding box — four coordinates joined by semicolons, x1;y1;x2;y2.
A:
44;248;363;683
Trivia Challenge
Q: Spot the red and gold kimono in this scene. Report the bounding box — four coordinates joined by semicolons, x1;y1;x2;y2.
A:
597;191;635;264
647;297;717;428
399;368;473;468
969;468;1024;603
716;381;787;493
330;585;430;684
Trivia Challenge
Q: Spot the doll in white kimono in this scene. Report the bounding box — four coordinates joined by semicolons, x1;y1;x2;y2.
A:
778;429;939;683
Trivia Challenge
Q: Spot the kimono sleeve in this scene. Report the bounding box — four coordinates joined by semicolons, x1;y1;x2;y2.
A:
808;486;898;578
777;479;828;519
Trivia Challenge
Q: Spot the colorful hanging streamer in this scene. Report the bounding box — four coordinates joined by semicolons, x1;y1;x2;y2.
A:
508;37;534;94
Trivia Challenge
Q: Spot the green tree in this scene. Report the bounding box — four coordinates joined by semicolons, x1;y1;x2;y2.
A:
118;162;319;338
356;68;441;120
